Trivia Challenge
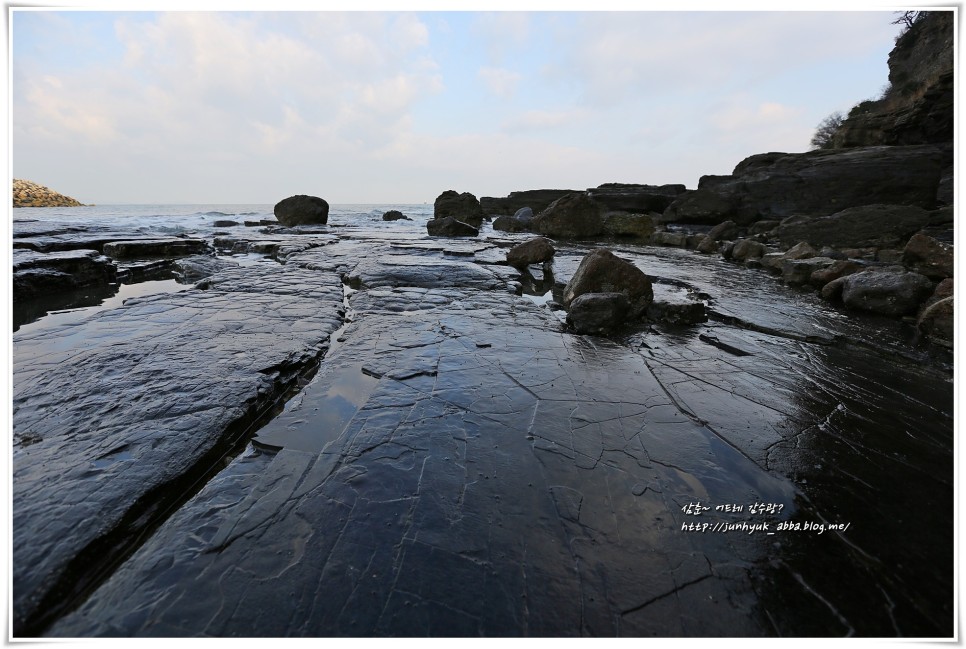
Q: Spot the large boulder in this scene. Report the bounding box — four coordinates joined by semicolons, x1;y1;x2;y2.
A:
492;215;529;233
840;270;935;316
426;216;479;237
566;293;630;335
492;207;534;233
916;277;953;346
512;207;534;224
731;239;767;262
917;297;953;347
776;204;932;249
531;192;605;239
274;195;329;226
434;190;484;228
562;248;653;318
382;210;411;221
901;232;953;279
781;257;836;286
697;219;738;253
506;237;555;268
810;260;863;288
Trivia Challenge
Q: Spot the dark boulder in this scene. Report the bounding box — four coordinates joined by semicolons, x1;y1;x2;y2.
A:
562;248;653;318
426;216;479;238
731;239;767;262
810;260;863;287
706;219;738;242
781;257;836;286
492;215;529;233
434;190;483;228
382;210;411;221
274;195;329;226
841;270;935;316
697;219;738;253
566;292;629;335
901;232;953;279
776;204;932;249
493;207;534;233
513;207;534;224
820;276;849;301
506;237;555;268
213;220;239;228
917;297;953;347
531;192;605;239
916;278;954;346
783;242;817;260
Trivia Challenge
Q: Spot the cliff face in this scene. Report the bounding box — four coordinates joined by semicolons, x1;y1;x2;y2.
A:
831;11;953;148
13;179;84;208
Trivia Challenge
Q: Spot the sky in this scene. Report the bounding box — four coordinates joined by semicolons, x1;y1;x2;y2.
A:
9;4;910;204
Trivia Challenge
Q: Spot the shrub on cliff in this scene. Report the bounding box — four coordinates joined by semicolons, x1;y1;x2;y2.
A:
809;111;844;150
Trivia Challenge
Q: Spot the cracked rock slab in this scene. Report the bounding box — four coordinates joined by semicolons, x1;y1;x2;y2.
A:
12;263;346;635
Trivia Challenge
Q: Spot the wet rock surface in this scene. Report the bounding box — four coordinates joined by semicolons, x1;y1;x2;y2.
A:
13;248;117;300
12;217;954;638
13;264;346;634
101;238;210;259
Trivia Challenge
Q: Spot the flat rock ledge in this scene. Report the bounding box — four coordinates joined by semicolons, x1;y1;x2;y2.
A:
12;263;346;635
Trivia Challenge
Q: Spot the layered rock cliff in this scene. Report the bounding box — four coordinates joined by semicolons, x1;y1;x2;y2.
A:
830;11;953;148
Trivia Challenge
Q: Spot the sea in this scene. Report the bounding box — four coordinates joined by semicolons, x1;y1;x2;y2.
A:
11;202;436;234
11;203;438;334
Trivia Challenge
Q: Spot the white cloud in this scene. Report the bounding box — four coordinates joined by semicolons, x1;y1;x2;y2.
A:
478;66;522;98
553;12;897;105
15;11;442;193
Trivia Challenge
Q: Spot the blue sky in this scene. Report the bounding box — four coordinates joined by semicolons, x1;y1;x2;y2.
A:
10;6;907;204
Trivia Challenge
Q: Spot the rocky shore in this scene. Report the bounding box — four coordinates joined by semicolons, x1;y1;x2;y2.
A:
13;179;85;207
11;11;954;639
